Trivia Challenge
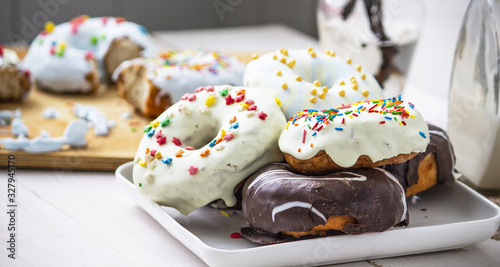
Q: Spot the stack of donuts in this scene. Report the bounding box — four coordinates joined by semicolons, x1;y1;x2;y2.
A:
131;47;459;244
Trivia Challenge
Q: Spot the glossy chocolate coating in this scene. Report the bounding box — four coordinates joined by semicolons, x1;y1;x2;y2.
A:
383;124;457;191
242;163;407;237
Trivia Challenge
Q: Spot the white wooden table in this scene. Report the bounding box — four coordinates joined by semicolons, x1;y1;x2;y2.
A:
2;25;500;266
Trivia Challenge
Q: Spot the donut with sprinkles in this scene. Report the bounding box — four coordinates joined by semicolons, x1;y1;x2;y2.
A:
279;96;430;175
113;49;245;117
243;47;384;118
133;85;286;215
23;16;156;93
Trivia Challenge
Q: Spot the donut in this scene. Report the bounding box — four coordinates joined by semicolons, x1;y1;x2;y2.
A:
112;50;245;117
241;163;408;243
0;46;31;101
279;97;430;175
22;16;156;93
383;124;460;196
243;48;384;118
133;85;286;215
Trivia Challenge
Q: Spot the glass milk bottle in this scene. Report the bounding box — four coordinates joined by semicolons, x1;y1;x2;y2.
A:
449;0;500;189
317;0;424;97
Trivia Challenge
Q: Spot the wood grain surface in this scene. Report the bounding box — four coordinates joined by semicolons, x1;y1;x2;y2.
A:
0;85;150;171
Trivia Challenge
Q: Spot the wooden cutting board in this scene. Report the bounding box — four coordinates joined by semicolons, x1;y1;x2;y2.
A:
0;85;151;171
0;47;253;171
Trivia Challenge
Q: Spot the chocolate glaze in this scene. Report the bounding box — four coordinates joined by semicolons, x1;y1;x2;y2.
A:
242;164;407;238
383;124;458;191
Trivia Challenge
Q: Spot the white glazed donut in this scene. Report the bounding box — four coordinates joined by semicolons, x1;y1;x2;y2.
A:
244;48;384;118
112;50;246;117
23;16;156;94
133;85;286;215
279;96;430;175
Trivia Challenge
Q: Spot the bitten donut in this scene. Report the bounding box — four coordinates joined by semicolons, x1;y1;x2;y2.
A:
384;124;461;196
241;163;407;243
23;16;156;93
244;48;384;118
279;97;430;175
113;50;245;117
0;47;31;101
133;85;286;215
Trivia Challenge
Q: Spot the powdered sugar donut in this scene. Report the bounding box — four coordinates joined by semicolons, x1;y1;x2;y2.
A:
133;85;286;215
279;97;430;175
113;50;245;117
244;48;384;118
23;16;156;93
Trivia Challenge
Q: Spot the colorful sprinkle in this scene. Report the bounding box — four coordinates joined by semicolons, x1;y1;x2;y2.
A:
230;232;242;239
258;111;267;120
45;21;55;33
160;118;171;127
200;149;210;157
225;95;235;105
187;166;198;175
223;134;234;141
419;131;427;138
219;88;229;96
205;95;216;106
275;98;282;106
172;137;182;146
157;136;167;145
230;122;239;129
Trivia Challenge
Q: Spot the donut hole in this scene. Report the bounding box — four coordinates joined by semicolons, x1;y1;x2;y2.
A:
301;64;336;89
179;121;221;150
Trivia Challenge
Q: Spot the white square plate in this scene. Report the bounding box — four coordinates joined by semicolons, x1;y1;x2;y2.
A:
116;162;500;267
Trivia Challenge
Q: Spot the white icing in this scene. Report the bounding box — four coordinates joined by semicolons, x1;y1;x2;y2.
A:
112;50;246;106
0;109;21;126
279;98;429;168
22;16;156;93
11;118;29;137
0;48;20;66
271;201;327;223
0;119;88;153
120;111;132;119
42;107;60;119
243;48;384;118
73;103;115;136
133;85;286;215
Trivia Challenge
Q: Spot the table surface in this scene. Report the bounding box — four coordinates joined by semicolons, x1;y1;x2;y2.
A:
1;24;500;267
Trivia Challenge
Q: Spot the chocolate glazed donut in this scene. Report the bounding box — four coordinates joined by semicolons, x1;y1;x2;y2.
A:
241;163;408;243
383;124;460;196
